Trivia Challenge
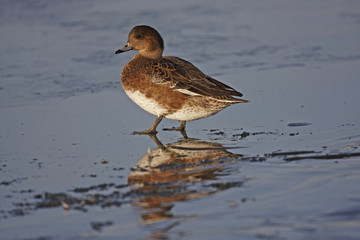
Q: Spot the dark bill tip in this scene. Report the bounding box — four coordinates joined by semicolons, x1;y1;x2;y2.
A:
115;49;124;54
115;45;133;54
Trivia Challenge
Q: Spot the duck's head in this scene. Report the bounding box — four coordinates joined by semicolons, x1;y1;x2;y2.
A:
115;25;164;59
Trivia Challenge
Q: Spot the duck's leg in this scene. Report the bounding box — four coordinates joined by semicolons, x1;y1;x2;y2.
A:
133;116;163;135
178;121;186;131
163;121;186;131
164;121;188;138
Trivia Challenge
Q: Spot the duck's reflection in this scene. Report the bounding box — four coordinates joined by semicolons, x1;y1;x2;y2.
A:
128;134;243;226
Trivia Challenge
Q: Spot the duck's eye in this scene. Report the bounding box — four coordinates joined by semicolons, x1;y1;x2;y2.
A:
135;35;141;39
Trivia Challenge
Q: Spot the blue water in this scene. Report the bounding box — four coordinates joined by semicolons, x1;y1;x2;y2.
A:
1;0;360;239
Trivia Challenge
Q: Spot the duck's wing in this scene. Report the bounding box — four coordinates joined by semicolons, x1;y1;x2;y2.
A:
145;56;247;102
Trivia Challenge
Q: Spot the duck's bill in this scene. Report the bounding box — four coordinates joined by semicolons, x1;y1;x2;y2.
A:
115;43;133;54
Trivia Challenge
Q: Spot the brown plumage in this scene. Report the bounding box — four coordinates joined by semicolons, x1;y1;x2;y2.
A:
115;25;248;134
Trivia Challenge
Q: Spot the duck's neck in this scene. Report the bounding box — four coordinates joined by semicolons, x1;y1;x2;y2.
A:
138;48;163;59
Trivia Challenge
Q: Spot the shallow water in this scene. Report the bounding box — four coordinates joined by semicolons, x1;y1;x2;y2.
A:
1;0;360;239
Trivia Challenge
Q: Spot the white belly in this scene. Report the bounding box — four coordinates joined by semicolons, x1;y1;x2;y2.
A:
125;90;168;117
124;90;225;121
166;105;220;121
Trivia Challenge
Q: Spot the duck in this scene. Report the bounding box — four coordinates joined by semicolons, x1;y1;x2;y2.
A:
115;25;248;134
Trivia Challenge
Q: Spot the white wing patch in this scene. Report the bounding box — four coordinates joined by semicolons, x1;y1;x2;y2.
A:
175;89;201;96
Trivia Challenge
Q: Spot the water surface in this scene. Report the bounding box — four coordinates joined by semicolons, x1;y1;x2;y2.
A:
1;0;360;239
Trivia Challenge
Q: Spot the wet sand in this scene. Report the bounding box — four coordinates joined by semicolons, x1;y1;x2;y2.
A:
1;0;360;239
